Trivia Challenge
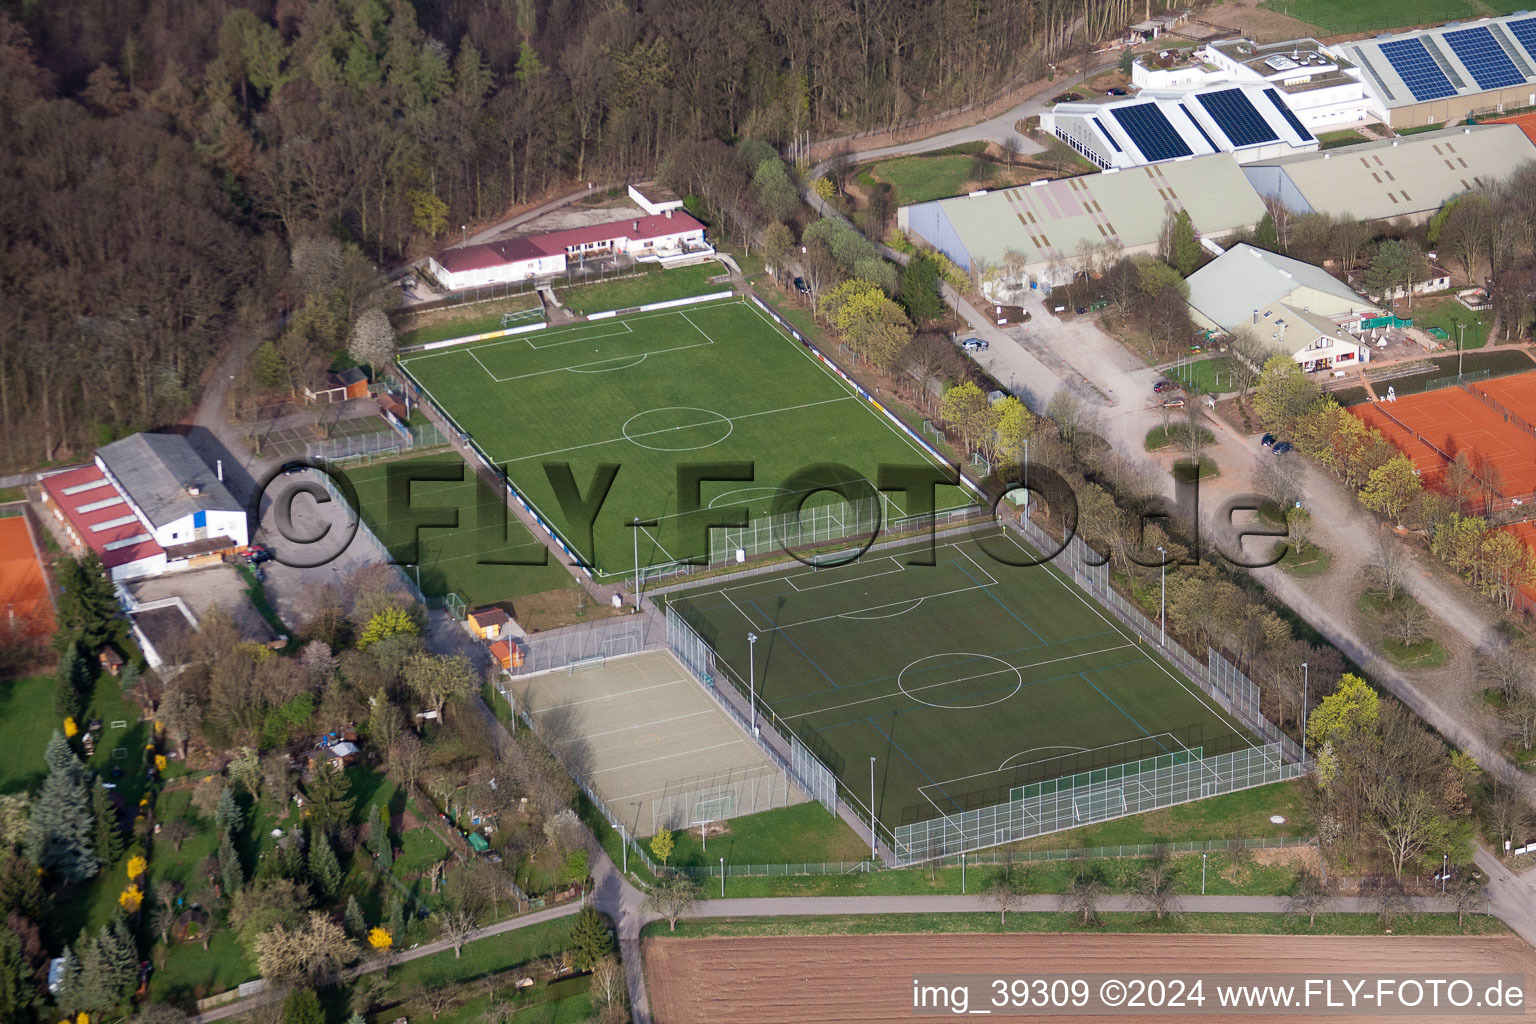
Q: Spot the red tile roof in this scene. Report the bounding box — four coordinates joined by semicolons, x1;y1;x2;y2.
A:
41;464;163;569
437;237;550;274
435;212;707;273
535;211;705;253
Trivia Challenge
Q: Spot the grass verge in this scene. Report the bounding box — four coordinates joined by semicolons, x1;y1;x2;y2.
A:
644;910;1506;938
657;803;871;869
556;263;724;316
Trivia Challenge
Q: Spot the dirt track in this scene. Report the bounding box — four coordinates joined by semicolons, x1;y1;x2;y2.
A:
645;933;1536;1023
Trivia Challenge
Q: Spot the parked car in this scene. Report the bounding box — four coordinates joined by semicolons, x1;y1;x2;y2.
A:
1106;87;1129;96
793;277;810;295
1260;433;1276;448
1272;441;1295;455
282;462;308;476
961;337;989;351
1153;380;1179;393
1075;306;1088;315
1161;397;1187;409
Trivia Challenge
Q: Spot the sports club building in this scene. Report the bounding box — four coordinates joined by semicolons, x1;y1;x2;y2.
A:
427;210;712;291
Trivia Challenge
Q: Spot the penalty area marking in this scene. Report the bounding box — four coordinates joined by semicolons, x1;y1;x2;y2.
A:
838;598;923;620
621;407;734;452
998;745;1089;770
897;653;1023;710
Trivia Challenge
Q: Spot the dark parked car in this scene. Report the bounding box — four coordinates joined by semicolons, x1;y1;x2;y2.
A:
1260;433;1276;448
1153;380;1179;393
793;277;810;295
1106;87;1129;96
1075;306;1088;315
1272;441;1295;455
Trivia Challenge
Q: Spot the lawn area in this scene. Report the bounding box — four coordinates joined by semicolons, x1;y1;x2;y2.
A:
646;910;1506;938
1414;297;1490;350
397;295;544;347
1318;129;1369;149
700;848;1300;899
0;486;24;503
0;674;58;794
1002;780;1312;852
1356;592;1448;670
1168;356;1236;394
655;803;871;869
1144;424;1215;452
390;978;592;1024
1173;455;1220;482
1274;542;1332;578
1258;0;1481;34
385;916;578;991
555;263;725;316
860;142;1094;207
1363;349;1536;396
344;452;576;604
395;825;449;878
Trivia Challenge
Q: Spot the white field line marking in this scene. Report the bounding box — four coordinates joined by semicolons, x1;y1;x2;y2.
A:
488;339;712;383
781;643;1136;722
501;394;856;465
999;529;1249;753
837;598;923;620
588;741;745;777
786;555;907;593
574;708;721;743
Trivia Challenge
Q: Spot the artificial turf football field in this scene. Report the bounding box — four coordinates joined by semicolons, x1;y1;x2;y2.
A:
345;454;575;604
666;529;1255;835
397;298;974;579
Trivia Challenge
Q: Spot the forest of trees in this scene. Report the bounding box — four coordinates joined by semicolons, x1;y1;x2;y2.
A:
0;0;1157;472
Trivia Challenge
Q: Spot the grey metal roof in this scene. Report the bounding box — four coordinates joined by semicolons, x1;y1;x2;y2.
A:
96;432;241;528
1241;124;1536;220
1186;243;1378;330
927;154;1266;270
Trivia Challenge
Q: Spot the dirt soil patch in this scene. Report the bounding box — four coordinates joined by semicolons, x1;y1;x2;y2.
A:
513;587;624;633
646;933;1536;1023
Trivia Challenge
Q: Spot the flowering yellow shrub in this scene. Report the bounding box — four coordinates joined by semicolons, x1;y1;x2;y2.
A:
155;754;167;772
118;885;143;912
367;927;393;950
63;718;78;738
126;854;147;879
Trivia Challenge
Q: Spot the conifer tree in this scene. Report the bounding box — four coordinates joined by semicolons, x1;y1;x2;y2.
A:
307;829;342;903
25;732;98;883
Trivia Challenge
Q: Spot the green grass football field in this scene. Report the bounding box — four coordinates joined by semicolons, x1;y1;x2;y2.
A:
666;529;1254;837
345;454;575;604
398;298;973;579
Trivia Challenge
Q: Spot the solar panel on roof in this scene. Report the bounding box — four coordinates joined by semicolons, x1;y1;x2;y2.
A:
1505;17;1536;65
1092;117;1122;152
1179;104;1221;152
1108;103;1192;163
1378;38;1457;101
1194;88;1279;148
1263;89;1314;142
1442;26;1525;90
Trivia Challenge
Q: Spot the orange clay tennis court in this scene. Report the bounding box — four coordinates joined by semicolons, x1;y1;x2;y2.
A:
0;513;54;637
1350;372;1536;498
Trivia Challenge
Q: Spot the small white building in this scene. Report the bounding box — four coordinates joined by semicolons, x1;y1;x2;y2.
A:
627;182;686;216
1186;243;1382;372
41;432;248;582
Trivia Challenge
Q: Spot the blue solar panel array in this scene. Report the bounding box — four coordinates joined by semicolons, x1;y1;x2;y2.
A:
1442;26;1525;89
1180;104;1221;152
1505;17;1536;66
1109;103;1192;163
1264;89;1313;142
1092;117;1123;152
1378;37;1457;101
1194;88;1278;147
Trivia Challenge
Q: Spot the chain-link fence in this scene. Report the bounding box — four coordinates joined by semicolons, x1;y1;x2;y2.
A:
1207;648;1262;732
312;467;428;608
514;616;650;676
665;604;836;818
891;742;1300;864
650;762;796;833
